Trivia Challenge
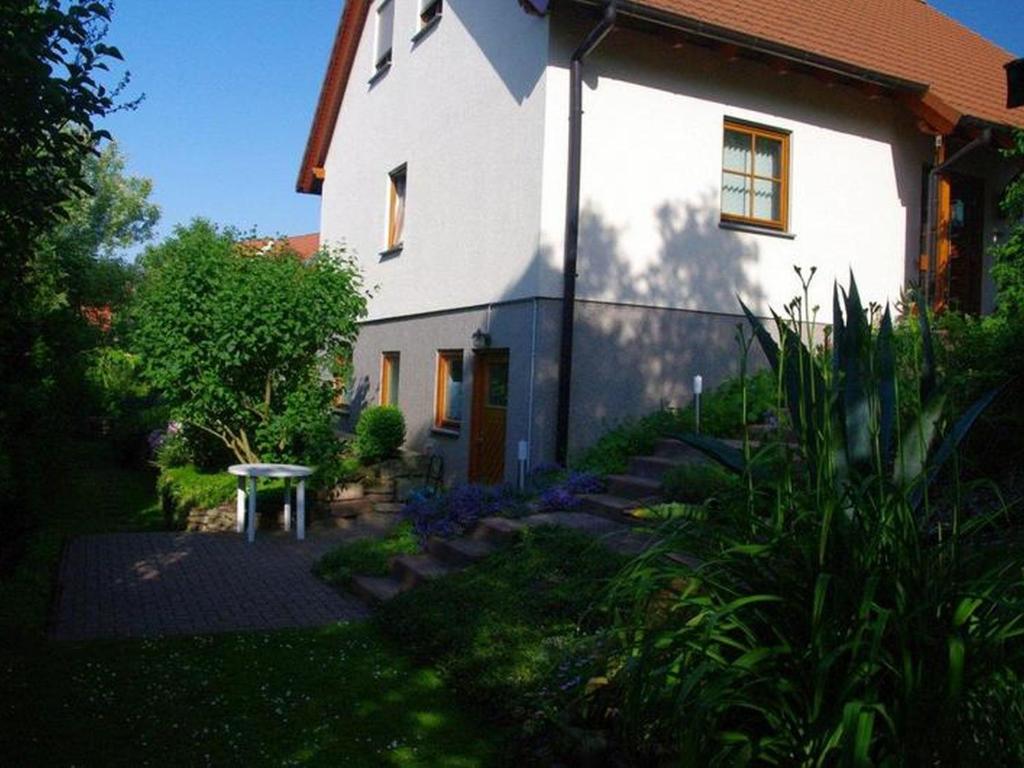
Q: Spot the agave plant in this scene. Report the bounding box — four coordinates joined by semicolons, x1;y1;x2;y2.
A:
680;271;1000;510
592;272;1023;766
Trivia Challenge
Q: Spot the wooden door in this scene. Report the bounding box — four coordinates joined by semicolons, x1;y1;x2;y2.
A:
945;174;985;315
468;350;509;485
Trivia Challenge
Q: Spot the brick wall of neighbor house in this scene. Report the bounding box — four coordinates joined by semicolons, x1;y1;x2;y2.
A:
536;7;935;323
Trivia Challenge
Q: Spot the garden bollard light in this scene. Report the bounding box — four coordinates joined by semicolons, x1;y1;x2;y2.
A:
694;375;703;434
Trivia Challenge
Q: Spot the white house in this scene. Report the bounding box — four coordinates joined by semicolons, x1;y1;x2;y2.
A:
297;0;1023;484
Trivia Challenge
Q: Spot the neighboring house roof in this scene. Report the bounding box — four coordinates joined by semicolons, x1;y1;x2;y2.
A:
241;232;321;260
297;0;1022;194
81;305;113;333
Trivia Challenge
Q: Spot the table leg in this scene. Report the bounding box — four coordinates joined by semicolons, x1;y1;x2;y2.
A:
236;477;245;533
297;479;306;541
247;476;257;543
283;478;292;533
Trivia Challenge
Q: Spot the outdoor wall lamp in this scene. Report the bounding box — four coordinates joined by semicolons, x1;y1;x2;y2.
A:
472;329;491;349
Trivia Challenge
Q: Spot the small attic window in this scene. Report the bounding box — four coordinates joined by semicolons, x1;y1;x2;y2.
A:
374;0;394;73
420;0;442;28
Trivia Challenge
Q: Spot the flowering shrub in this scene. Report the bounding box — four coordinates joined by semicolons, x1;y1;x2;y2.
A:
402;483;520;540
537;471;604;512
150;422;192;468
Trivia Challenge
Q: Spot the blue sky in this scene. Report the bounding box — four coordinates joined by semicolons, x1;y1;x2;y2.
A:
103;1;1023;252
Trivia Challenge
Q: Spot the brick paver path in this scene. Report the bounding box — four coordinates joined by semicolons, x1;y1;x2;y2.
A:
52;516;396;641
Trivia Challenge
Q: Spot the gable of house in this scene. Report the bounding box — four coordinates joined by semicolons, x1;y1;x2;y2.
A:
298;0;1022;195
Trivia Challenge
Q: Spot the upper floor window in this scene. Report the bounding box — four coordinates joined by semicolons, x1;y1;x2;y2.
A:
419;0;442;29
386;165;406;252
721;120;789;230
374;0;394;73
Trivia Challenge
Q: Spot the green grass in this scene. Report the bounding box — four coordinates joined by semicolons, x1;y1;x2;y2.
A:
315;520;420;586
157;463;290;529
0;439;163;637
0;438;502;766
377;527;628;723
2;623;497;767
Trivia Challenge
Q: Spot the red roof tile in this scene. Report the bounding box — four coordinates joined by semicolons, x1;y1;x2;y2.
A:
241;232;321;260
622;0;1022;131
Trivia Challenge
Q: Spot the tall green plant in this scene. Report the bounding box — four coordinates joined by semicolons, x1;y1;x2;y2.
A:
594;272;1024;766
681;271;1000;511
128;220;367;464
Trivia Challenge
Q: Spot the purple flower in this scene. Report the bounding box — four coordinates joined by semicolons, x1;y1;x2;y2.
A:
146;429;166;455
538;487;581;512
562;471;604;495
402;483;519;541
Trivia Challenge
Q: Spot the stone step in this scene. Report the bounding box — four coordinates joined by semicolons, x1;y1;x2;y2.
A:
578;493;652;524
427;536;497;567
391;554;452;589
470;516;527;543
653;438;709;461
606;473;663;500
327;499;374;518
629;454;692;481
350;574;404;604
372;502;405;514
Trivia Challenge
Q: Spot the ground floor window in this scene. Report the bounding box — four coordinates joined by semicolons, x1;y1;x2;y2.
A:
434;350;464;431
332;354;350;412
380;351;400;406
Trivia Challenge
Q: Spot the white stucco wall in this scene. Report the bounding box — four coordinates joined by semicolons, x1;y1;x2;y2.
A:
538;12;934;322
319;0;552;322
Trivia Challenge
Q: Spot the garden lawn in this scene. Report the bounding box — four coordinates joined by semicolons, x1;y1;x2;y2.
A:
315;519;420;586
376;526;629;724
0;439;501;767
3;623;497;767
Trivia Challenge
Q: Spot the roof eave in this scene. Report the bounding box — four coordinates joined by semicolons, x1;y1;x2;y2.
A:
581;0;930;94
296;0;371;196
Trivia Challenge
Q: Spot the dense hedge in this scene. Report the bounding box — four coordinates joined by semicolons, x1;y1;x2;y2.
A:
354;405;406;464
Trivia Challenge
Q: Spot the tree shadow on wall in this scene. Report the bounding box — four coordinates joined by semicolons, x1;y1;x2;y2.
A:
510;191;772;450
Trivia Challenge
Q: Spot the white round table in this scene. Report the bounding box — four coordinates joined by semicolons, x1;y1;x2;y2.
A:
227;464;314;543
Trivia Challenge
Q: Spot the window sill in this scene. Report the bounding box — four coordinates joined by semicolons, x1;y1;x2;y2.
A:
368;62;391;87
719;220;796;240
411;15;441;46
430;426;460;438
379;244;404;260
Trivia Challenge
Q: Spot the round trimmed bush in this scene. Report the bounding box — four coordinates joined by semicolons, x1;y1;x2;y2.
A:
354;405;406;464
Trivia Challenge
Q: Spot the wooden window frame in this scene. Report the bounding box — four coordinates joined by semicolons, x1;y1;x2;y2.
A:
374;0;394;73
386;164;406;251
419;0;442;27
380;351;400;406
434;349;464;432
721;120;790;231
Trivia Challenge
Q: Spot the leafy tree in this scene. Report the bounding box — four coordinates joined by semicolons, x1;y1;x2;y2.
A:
990;130;1024;319
128;220;368;465
32;142;158;315
0;0;134;536
35;143;160;428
